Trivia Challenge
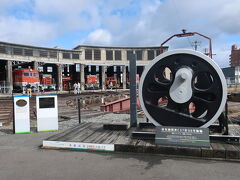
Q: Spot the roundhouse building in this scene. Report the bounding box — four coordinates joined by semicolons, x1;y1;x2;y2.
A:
0;41;168;94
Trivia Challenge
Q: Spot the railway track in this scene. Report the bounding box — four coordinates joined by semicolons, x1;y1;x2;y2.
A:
0;90;239;127
0;98;13;126
0;91;130;126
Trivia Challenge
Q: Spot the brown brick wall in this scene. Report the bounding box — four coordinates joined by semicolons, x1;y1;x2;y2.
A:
230;45;240;67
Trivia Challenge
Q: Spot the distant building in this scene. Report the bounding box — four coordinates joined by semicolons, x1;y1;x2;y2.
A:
222;66;240;85
0;41;168;93
230;44;240;67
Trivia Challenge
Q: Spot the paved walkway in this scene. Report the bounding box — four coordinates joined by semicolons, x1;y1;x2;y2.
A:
0;132;240;180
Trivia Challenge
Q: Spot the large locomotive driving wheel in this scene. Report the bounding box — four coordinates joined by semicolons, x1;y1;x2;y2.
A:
139;49;227;128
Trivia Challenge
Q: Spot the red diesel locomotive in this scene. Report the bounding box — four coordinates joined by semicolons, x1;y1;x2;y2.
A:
13;69;56;91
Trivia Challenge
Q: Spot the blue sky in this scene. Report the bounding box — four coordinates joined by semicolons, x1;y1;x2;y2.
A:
0;0;240;67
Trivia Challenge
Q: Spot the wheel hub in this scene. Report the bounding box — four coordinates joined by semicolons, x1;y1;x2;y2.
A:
169;67;193;104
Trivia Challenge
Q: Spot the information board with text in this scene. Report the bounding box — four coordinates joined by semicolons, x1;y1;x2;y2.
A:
155;126;210;148
36;95;58;132
13;96;30;134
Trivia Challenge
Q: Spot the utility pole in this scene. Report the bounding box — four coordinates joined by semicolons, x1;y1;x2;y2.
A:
204;48;216;57
192;40;201;51
204;48;209;56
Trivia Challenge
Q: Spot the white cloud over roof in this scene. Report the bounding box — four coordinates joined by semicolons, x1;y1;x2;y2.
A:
0;0;239;67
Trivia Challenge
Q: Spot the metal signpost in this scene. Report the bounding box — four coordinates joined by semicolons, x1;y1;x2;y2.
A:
129;53;137;127
78;98;81;124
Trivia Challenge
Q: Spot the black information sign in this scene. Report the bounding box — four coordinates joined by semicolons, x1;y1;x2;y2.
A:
155;126;210;148
39;97;55;109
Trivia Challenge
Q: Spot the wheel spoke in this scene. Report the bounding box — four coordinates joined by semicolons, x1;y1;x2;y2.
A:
147;81;170;92
191;101;208;118
193;88;218;102
194;86;219;95
192;96;213;108
147;64;174;88
146;103;206;126
147;89;168;97
179;102;191;114
144;89;168;106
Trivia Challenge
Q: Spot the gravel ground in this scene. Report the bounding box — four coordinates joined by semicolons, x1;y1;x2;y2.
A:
0;113;146;135
83;113;130;123
58;113;130;130
3;112;239;136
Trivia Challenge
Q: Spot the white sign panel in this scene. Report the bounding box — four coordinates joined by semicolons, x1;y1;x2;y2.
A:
76;64;80;72
14;96;30;133
36;95;58;132
38;67;43;72
43;141;114;152
47;66;53;72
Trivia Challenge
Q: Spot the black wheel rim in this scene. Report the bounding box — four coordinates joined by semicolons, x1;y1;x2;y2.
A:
141;53;223;127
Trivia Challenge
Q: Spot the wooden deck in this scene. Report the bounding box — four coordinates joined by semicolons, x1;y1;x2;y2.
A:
42;122;240;160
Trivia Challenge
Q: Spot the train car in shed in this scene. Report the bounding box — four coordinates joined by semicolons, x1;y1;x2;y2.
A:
13;69;40;92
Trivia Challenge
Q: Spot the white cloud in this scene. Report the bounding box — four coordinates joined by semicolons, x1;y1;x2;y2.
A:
83;29;112;45
102;0;240;67
0;0;104;45
33;0;102;30
0;0;239;67
212;1;240;34
0;16;57;45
